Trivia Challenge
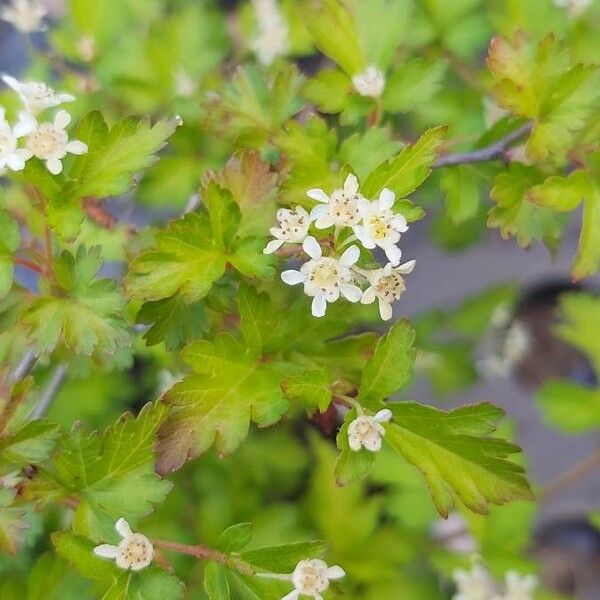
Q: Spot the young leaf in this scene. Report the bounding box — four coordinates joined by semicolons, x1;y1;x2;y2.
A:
218;522;253;553
22;246;130;360
0;420;61;466
204;562;230;600
281;368;333;413
384;402;534;516
157;333;290;473
440;166;480;224
362;127;446;198
357;319;416;409
0;210;20;299
240;540;329;572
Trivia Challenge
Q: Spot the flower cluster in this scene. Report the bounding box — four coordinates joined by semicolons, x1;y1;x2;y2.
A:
93;518;154;571
265;173;415;319
0;74;87;175
452;563;537;600
259;558;345;600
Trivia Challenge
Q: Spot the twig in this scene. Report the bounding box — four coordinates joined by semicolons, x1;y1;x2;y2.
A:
539;449;600;500
29;363;68;419
433;122;533;168
10;349;38;384
13;257;45;276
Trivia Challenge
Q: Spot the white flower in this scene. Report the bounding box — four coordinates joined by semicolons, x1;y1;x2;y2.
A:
25;110;87;174
1;74;75;115
281;236;362;317
308;173;363;229
264;206;311;254
554;0;592;17
354;188;408;265
452;564;497;600
93;518;154;571
259;558;345;600
251;0;289;66
173;67;198;98
352;65;386;98
347;409;392;452
0;0;46;33
360;260;415;321
0;107;35;171
492;572;537;600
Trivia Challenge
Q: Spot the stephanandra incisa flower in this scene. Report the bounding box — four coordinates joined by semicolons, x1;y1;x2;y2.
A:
258;558;346;600
281;236;362;317
263;206;312;254
352;65;386;98
308;173;363;229
251;0;289;66
0;107;36;171
0;0;46;34
347;408;392;452
93;518;154;571
2;74;75;115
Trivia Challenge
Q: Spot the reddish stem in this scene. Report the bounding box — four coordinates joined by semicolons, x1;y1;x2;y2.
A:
13;257;45;276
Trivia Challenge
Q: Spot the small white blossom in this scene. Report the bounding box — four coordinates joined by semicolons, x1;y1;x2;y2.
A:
491;572;537;600
25;110;88;174
259;558;345;600
0;107;35;171
264;206;311;254
452;564;498;600
173;67;198;98
554;0;593;17
1;74;75;115
308;173;363;229
352;65;386;98
360;260;415;321
281;236;362;317
251;0;289;66
93;518;154;571
76;35;96;62
354;188;408;266
347;409;392;452
0;0;46;33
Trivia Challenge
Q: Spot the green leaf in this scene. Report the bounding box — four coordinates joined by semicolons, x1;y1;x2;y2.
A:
384;402;534;516
439;166;480;224
157;333;290;473
303;69;352;114
204;562;230;600
357;320;416;409
22;246;130;360
136;294;208;350
362;127;446;198
334;409;376;486
0;488;25;554
0;420;61;465
305;0;365;75
29;403;171;537
573;183;600;281
537;380;600;434
240;540;328;572
488;163;566;250
382;59;446;113
281;368;333;413
0;210;20;299
218;522;253;553
238;284;278;356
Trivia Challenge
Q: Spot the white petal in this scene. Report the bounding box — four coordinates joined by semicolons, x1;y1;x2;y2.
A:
374;409;392;423
357;198;372;216
57;92;76;103
6;153;25;171
281;591;300;600
263;239;284;254
311;294;327;317
302;236;322;260
54;110;71;130
326;565;346;579
383;244;402;266
355;227;376;249
315;215;335;229
66;140;88;155
348;435;362;451
309;204;329;221
391;214;408;232
344;173;359;196
115;518;132;538
361;286;376;305
306;188;329;203
382;263;394;275
1;74;20;93
340;283;362;303
46;158;63;175
281;270;304;285
378;188;395;210
339;244;360;266
93;544;119;559
296;206;309;219
396;259;416;274
378;298;393;321
13;112;36;137
364;434;382;452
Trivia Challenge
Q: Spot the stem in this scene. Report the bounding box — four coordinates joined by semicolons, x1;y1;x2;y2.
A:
13;257;45;276
434;122;533;168
153;539;255;576
11;349;38;384
29;363;68;419
540;449;600;500
337;234;358;251
367;98;383;128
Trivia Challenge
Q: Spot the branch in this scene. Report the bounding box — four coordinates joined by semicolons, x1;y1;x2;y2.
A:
10;348;38;384
29;363;68;419
433;122;533;168
540;448;600;500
